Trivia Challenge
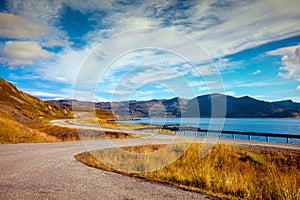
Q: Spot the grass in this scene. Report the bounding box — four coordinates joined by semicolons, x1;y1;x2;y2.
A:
0;78;142;143
74;109;161;132
0;108;140;143
0;111;58;143
75;143;300;200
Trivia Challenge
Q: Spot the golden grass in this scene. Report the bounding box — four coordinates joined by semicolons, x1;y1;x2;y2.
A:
0;109;137;143
75;143;300;200
0;118;136;143
27;120;80;141
0;111;57;143
75;110;166;133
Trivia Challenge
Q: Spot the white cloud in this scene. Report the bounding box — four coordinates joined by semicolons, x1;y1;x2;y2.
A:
42;38;71;47
195;65;219;76
224;91;236;96
267;45;300;56
231;81;284;88
280;47;300;81
1;41;54;66
177;0;300;58
267;45;300;84
37;43;98;83
5;0;64;26
103;90;131;95
23;90;63;98
0;13;48;39
2;0;300;102
115;17;161;30
119;65;181;87
297;85;300;92
253;69;262;75
5;0;300;59
287;96;300;103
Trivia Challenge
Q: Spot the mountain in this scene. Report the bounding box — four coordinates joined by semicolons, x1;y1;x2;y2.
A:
0;78;73;143
51;94;300;118
187;94;300;118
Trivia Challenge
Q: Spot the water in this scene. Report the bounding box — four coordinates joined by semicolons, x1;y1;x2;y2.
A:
125;118;300;144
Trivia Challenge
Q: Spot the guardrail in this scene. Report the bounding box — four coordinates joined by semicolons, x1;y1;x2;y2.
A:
137;125;300;144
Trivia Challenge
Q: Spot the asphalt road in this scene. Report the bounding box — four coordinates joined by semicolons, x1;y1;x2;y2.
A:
1;119;299;199
0;141;217;200
53;119;300;151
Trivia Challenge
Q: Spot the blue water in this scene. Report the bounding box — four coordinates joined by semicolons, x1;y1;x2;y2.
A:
126;118;300;144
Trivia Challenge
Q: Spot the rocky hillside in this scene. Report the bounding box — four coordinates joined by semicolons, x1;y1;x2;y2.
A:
0;78;73;143
0;78;71;122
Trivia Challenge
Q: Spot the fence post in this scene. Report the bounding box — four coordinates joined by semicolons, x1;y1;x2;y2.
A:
248;134;251;140
232;133;235;139
206;131;208;136
266;136;269;142
287;137;290;144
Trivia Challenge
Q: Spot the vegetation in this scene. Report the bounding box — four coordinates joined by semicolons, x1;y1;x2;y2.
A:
0;110;57;143
0;78;136;143
74;109;154;131
75;143;300;200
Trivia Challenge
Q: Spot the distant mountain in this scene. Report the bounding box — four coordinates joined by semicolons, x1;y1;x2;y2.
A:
186;94;300;118
51;93;300;118
49;98;187;117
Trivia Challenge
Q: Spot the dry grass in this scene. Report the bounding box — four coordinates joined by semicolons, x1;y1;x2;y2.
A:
75;143;300;200
27;120;80;141
0;111;57;143
0;109;137;143
0;78;140;143
75;109;162;133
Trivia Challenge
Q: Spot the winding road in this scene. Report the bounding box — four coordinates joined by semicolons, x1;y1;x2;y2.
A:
1;119;299;199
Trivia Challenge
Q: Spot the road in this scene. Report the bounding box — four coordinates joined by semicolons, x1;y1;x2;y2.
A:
0;119;217;200
1;119;299;200
53;119;300;151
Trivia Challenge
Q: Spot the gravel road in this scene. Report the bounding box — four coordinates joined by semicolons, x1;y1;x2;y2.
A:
0;141;217;200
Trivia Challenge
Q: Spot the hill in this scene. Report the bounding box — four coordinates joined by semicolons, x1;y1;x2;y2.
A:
0;78;71;121
186;94;300;118
0;78;75;143
51;94;300;118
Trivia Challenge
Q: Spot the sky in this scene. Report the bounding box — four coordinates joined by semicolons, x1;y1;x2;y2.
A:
0;0;300;102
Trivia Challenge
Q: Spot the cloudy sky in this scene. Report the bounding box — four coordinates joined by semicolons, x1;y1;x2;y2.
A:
0;0;300;102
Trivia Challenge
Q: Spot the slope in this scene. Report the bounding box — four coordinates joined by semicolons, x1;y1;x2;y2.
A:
0;78;75;143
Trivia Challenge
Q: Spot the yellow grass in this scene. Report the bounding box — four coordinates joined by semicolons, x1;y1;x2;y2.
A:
75;143;300;200
0;111;57;143
75;110;167;134
0;108;141;143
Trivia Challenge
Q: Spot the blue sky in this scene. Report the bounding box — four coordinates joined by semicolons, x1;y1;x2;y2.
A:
0;0;300;102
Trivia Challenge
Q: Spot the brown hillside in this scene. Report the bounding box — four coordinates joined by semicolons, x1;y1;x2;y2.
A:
0;78;71;122
0;78;75;143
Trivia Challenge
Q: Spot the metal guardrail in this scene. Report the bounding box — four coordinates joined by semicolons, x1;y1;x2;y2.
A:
137;124;300;144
